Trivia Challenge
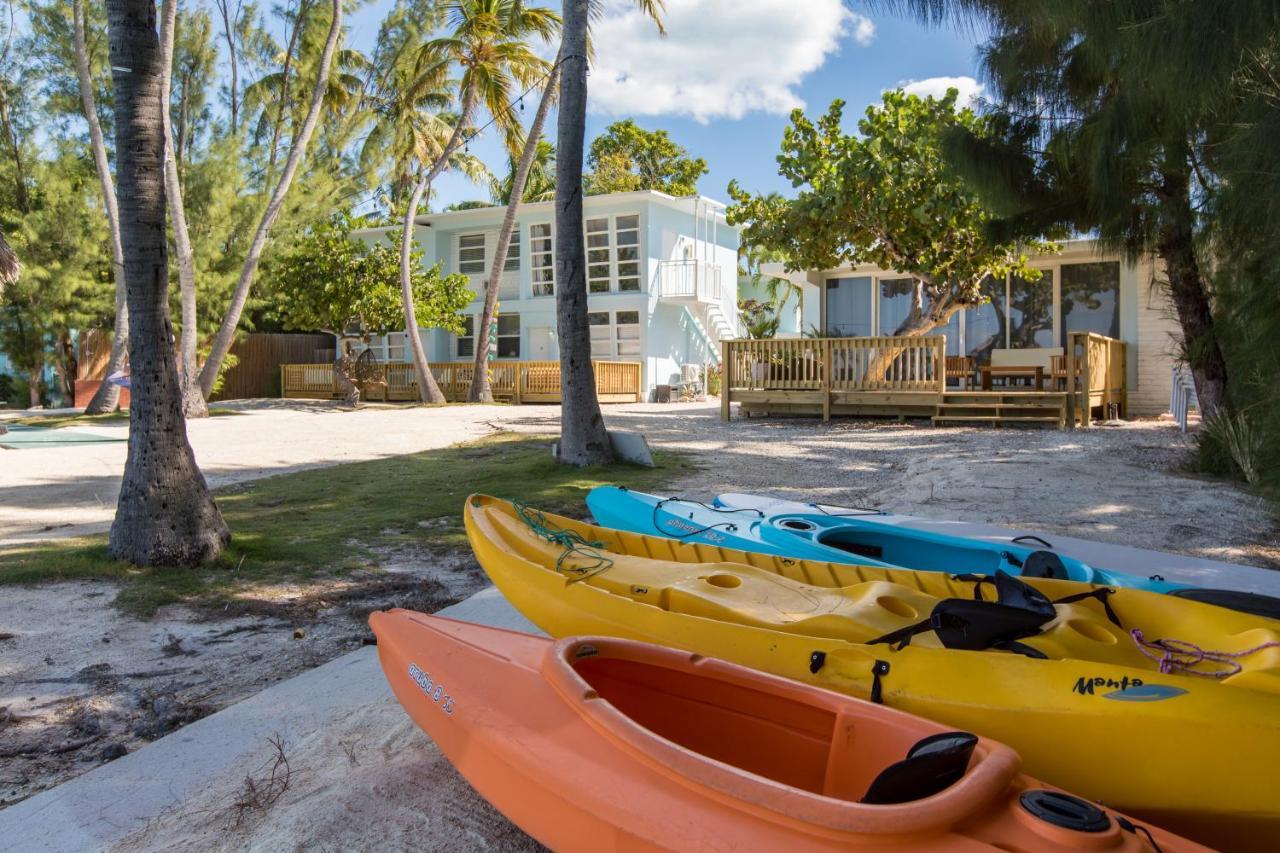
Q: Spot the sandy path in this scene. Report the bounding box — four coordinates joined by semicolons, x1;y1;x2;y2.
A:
0;401;543;545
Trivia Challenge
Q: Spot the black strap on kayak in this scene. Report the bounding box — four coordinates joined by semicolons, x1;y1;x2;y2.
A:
1052;587;1123;627
1116;816;1163;853
809;502;886;517
652;497;763;539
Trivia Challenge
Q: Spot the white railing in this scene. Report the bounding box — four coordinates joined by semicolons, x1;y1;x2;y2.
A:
657;260;722;303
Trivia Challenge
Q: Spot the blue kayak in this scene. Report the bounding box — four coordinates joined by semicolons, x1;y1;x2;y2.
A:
586;486;1280;619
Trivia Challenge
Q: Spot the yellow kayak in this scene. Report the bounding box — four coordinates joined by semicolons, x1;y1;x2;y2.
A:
464;494;1280;850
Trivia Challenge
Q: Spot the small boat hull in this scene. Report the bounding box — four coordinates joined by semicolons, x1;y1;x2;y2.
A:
468;493;1280;850
372;609;1201;851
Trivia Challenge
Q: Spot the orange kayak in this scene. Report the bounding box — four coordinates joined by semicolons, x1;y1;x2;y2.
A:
370;609;1204;852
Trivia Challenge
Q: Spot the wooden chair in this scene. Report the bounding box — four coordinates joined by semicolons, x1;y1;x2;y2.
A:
945;356;976;389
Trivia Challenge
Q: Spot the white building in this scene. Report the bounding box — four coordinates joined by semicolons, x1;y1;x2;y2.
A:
353;190;740;401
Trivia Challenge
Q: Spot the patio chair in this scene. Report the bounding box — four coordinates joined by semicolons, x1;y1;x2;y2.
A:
945;356;976;389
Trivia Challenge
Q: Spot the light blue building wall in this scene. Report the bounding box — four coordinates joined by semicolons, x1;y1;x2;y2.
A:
353;190;740;399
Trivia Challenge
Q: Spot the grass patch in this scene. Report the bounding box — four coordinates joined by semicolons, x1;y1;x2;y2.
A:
9;408;240;429
0;433;688;615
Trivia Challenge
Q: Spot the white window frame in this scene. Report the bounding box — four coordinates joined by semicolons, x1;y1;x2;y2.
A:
496;313;521;359
587;310;641;359
456;315;475;359
614;214;641;292
530;223;555;297
457;233;487;276
581;213;643;294
586;216;612;293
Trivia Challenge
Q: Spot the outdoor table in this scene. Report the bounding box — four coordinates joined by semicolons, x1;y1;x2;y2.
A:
980;365;1045;391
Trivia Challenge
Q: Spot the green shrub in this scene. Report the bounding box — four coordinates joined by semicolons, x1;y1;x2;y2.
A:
1193;408;1262;484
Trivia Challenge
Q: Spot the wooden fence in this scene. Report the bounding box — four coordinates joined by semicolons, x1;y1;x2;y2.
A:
77;330;334;401
1064;331;1127;426
721;336;947;420
211;333;334;401
282;360;643;404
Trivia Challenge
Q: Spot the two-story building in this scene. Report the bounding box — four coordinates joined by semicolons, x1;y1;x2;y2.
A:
352;190;740;401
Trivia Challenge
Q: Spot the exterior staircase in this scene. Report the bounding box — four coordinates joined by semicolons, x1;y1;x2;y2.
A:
932;391;1068;428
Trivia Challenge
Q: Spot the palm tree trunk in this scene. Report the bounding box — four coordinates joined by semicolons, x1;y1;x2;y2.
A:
197;0;342;400
400;178;447;403
398;88;476;404
470;59;561;403
105;0;229;566
74;0;130;415
159;0;208;418
554;0;612;466
214;0;240;132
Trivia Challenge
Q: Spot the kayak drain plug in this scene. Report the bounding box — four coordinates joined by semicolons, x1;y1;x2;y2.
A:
808;651;826;673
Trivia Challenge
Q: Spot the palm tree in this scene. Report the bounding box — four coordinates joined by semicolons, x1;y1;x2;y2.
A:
553;0;664;464
397;0;559;405
196;0;344;400
73;0;129;415
491;139;555;204
471;0;663;404
104;0;228;566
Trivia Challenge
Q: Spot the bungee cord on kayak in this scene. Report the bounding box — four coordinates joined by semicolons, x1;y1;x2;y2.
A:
512;499;613;581
1129;629;1280;679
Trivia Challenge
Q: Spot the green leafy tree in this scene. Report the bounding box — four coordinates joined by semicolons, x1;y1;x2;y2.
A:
0;154;109;407
728;91;1054;339
586;119;706;196
877;0;1247;418
270;214;473;401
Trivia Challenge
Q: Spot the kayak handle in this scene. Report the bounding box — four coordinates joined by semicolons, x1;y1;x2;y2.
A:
1011;535;1054;549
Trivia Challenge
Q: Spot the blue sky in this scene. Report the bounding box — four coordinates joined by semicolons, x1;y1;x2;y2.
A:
348;1;987;210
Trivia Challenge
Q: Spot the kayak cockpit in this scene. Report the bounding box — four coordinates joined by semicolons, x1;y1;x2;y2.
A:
542;637;1019;834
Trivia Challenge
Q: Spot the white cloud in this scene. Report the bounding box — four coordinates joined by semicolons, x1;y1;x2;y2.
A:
589;0;875;124
897;76;985;107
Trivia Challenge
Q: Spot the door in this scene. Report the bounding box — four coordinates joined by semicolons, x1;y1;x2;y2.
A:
529;326;557;361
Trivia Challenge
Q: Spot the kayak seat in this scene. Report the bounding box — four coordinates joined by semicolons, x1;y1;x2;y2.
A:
1021;550;1069;580
861;732;978;805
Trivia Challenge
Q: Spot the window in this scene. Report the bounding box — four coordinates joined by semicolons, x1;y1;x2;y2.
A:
458;234;486;275
587;217;611;293
1008;270;1055;348
878;277;915;336
587;310;640;358
825;276;873;336
588;311;611;357
615;310;641;357
386;333;406;363
1061;262;1120;340
504;229;520;272
964;275;1003;364
456;316;475;358
615;215;640;292
530;223;554;296
497;314;520;358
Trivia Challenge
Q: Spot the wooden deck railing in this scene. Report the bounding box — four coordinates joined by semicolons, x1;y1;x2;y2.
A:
721;336;946;420
281;360;643;404
1064;332;1126;426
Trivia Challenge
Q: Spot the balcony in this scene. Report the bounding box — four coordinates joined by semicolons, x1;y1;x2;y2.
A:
657;260;722;304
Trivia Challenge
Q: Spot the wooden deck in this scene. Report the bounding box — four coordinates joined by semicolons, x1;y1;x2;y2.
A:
721;333;1126;428
281;360;643;404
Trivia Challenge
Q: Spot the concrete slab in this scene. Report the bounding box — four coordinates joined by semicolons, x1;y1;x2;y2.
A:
0;587;537;853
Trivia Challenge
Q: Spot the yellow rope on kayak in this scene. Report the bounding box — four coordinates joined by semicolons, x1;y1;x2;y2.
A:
513;500;613;582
